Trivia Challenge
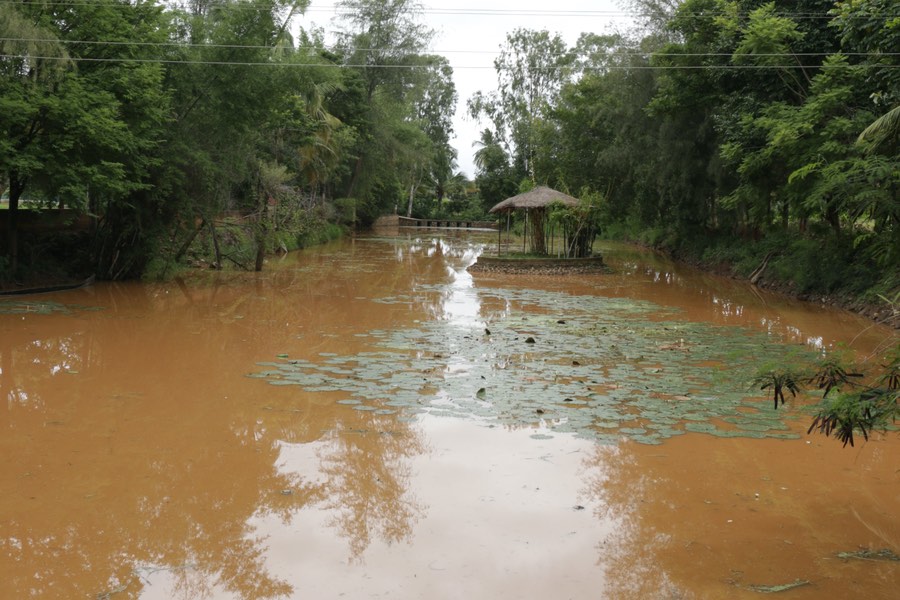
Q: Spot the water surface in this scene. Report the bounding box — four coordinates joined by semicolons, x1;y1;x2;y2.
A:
1;233;897;599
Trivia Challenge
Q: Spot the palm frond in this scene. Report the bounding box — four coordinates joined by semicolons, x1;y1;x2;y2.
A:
857;105;900;153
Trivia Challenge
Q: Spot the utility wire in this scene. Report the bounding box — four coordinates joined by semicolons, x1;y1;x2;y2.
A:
3;53;898;70
0;0;894;20
4;37;899;59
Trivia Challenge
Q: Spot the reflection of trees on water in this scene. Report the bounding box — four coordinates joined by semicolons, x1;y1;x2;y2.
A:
0;353;318;599
1;432;307;599
580;444;685;599
0;238;446;598
314;414;426;561
584;434;900;599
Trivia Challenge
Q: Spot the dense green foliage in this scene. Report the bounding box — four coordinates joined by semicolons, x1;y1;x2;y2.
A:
0;0;461;280
468;0;898;301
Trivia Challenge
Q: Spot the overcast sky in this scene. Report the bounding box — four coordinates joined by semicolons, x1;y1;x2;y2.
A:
296;1;635;178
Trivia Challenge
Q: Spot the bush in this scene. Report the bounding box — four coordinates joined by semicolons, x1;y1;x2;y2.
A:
601;215;895;300
769;235;879;294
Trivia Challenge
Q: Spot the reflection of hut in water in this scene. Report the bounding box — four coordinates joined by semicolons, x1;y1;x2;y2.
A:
488;186;599;258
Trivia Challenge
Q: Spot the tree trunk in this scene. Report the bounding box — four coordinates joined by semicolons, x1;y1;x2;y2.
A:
255;228;265;271
530;208;547;255
407;182;416;218
5;173;26;276
174;218;206;262
825;203;841;236
207;218;222;269
345;156;363;201
254;181;267;272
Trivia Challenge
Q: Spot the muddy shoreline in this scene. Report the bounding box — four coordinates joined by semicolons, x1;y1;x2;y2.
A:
751;277;898;328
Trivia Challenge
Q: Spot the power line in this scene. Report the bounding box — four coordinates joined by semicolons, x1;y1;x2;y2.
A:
0;0;895;20
3;53;898;70
0;53;464;67
4;37;899;59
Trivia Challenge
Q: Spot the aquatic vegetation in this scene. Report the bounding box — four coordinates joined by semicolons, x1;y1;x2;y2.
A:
746;579;811;593
250;282;810;444
836;548;900;562
0;299;102;315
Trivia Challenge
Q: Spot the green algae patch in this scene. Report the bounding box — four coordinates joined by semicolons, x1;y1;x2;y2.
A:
250;282;810;444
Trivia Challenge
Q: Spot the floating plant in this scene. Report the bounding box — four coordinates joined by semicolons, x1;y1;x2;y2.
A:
249;276;813;444
0;299;103;316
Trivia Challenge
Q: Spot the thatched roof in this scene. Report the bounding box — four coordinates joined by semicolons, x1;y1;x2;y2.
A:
489;186;580;213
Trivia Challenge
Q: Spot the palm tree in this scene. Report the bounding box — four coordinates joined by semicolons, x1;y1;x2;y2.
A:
857;105;900;154
472;129;507;173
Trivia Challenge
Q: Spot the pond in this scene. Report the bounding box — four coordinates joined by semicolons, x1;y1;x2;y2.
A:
1;232;897;599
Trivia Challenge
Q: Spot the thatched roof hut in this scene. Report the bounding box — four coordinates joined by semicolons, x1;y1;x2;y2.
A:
489;186;582;256
488;186;580;214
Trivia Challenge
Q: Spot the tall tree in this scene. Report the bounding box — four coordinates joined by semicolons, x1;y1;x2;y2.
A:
469;28;575;181
331;0;442;222
409;55;458;204
334;0;432;102
0;0;171;278
549;33;661;220
472;129;517;210
0;3;71;274
161;0;313;273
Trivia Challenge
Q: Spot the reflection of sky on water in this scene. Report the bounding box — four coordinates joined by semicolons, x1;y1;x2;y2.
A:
432;239;485;380
439;242;483;331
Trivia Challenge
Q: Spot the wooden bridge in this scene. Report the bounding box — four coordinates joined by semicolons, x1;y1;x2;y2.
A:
388;215;498;230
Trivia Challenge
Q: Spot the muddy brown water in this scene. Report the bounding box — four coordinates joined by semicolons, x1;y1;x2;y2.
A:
1;233;897;599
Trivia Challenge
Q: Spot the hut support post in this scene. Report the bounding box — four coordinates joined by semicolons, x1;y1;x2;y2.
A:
523;209;527;253
506;212;510;248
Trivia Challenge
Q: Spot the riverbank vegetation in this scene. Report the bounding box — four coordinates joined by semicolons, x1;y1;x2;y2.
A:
756;341;899;447
467;0;898;311
1;0;459;283
460;0;899;446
